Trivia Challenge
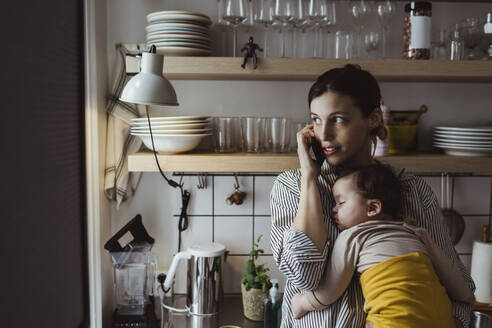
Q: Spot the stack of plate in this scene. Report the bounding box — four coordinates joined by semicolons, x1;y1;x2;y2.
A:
433;126;492;156
146;10;212;56
131;116;211;154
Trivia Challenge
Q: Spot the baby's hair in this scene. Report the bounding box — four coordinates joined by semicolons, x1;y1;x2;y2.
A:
338;163;402;220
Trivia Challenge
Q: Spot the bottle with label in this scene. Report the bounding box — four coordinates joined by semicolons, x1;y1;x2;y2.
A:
264;279;282;328
403;1;432;59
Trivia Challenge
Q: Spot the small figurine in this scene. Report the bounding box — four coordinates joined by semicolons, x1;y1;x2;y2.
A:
241;36;263;69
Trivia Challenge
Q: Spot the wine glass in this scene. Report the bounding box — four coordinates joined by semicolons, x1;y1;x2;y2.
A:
254;0;275;57
460;17;484;60
290;0;309;57
375;0;394;58
363;30;381;58
223;0;249;57
216;0;232;56
273;0;296;57
348;0;371;58
308;0;329;58
320;0;337;58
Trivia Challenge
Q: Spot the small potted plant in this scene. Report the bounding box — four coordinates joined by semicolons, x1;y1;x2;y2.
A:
241;235;272;321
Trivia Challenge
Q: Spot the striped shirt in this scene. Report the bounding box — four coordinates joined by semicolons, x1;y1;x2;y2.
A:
270;162;475;328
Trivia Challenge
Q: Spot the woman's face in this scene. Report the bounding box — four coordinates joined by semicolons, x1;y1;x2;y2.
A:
310;90;375;168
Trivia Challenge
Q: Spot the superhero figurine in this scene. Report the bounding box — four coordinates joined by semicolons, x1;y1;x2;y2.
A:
241;37;263;69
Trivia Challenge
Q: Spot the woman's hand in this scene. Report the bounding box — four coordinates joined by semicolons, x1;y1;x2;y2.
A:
297;124;321;179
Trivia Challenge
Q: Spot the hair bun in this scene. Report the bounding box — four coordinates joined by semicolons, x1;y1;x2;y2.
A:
344;64;362;71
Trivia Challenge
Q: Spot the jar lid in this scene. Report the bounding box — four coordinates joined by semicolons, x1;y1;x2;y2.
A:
405;1;432;12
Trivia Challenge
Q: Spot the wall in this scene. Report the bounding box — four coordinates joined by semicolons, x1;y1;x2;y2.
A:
107;0;492;294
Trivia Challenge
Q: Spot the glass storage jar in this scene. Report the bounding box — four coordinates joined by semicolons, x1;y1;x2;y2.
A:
403;1;432;59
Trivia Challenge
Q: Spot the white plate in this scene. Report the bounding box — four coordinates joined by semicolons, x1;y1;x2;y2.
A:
146;22;209;33
433;143;492;156
433;137;492;146
132;116;209;122
154;46;211;56
130;128;211;134
147;12;212;26
147;33;211;42
435;126;492;133
131;123;211;130
149;41;211;50
433;132;492;140
147;10;211;21
433;130;492;137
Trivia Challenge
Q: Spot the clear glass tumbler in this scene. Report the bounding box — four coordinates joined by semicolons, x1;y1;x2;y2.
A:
264;117;291;152
213;117;241;152
241;117;265;152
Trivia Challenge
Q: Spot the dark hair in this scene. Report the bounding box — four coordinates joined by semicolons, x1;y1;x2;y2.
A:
308;64;386;145
339;163;402;220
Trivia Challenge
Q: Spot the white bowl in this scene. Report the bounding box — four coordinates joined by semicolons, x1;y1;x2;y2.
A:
131;116;210;122
130;128;211;135
131;122;211;129
132;133;211;154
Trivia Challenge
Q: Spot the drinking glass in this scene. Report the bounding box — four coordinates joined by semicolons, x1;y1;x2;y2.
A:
241;117;265;152
363;30;381;58
223;0;249;57
460;17;484;60
375;0;394;58
431;28;448;60
273;0;296;57
308;0;329;58
264;117;291;152
213;117;242;152
335;30;354;59
348;0;371;58
253;0;275;57
216;0;231;56
290;0;308;58
320;0;337;58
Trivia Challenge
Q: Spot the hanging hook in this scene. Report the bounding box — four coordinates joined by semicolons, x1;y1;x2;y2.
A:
178;174;184;187
197;173;208;189
233;173;240;191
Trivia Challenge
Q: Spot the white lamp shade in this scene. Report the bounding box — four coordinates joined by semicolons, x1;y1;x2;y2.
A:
120;52;179;106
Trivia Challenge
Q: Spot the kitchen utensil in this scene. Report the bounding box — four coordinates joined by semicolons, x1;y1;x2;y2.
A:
241;117;265;152
226;174;246;205
440;173;465;245
163;242;227;315
131;133;211;154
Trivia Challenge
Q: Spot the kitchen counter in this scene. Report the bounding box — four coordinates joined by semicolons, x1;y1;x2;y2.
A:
161;294;265;328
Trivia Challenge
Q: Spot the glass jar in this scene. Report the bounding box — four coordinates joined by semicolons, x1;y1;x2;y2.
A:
403;1;432;59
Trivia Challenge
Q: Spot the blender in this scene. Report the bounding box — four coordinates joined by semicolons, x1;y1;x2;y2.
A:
104;214;158;328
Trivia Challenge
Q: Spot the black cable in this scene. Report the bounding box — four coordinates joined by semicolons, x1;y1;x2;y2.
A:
146;107;180;188
178;189;191;252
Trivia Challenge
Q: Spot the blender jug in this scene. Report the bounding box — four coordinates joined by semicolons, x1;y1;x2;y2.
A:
104;214;157;317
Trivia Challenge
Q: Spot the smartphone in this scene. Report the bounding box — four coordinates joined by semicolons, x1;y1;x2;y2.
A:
311;138;325;166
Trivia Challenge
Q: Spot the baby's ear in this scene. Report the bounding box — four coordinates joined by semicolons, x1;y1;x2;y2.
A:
366;199;382;218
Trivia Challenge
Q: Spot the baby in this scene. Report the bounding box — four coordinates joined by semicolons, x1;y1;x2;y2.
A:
291;164;474;328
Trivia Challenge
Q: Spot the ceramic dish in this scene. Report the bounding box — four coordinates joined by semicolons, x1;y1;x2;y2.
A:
147;10;211;21
433;130;492;137
131;133;211;154
433;142;492;156
132;116;210;122
147;13;212;26
434;126;492;133
146;22;209;33
147;33;211;42
433;137;492;146
130;122;211;129
130;128;211;134
154;47;211;56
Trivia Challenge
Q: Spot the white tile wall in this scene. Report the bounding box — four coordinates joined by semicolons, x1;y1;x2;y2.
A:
453;177;492;214
214;176;253;215
215;217;253;254
254;176;277;215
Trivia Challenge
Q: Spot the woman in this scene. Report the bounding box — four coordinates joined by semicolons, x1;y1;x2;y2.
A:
270;64;474;328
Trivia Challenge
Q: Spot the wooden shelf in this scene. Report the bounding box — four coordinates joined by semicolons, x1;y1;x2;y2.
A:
128;152;492;174
126;57;492;82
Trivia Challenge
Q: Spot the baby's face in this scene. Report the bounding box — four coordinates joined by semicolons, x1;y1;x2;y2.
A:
332;173;370;230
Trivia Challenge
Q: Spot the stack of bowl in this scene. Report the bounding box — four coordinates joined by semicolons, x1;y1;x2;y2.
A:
146;11;212;56
131;116;211;154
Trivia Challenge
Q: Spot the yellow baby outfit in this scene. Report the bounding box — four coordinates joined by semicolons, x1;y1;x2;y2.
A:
360;252;454;328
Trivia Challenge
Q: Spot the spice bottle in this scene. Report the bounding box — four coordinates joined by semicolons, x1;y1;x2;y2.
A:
403;1;432;59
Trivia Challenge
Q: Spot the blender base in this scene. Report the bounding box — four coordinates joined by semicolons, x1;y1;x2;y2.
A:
112;300;158;328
